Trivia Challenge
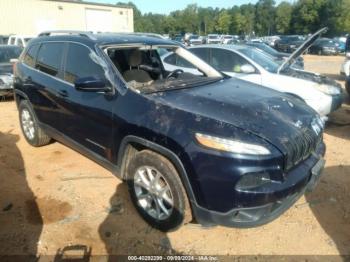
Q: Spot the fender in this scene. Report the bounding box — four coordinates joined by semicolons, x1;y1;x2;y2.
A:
14;89;30;107
118;135;198;205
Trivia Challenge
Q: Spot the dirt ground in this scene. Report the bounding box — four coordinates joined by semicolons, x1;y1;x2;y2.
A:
0;55;349;259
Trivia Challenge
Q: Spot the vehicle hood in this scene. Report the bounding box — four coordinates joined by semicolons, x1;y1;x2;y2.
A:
278;27;328;73
152;78;322;155
0;63;12;75
282;67;342;90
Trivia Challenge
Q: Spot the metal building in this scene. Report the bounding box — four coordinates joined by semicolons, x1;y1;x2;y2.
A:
0;0;134;36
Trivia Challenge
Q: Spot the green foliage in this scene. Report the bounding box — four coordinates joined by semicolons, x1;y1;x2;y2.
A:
119;0;350;37
275;2;293;34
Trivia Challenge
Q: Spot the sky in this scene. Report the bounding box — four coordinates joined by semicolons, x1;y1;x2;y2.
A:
90;0;289;14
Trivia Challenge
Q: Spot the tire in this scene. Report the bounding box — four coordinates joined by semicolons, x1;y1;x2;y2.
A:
318;50;323;56
346;78;350;95
19;100;51;147
126;150;192;231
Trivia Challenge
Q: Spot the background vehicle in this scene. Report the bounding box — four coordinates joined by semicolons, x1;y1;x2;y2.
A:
0;35;9;45
172;35;184;44
207;34;221;44
308;38;339;55
221;35;237;44
346;76;350;95
7;35;34;48
187;34;202;46
0;45;22;97
245;42;304;69
14;31;325;231
162;29;343;118
275;35;305;53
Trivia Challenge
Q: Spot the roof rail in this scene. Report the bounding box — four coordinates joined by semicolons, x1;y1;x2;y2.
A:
38;30;97;40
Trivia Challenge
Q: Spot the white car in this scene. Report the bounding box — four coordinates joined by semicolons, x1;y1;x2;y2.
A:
162;28;343;118
7;35;34;48
207;34;221;44
221;35;238;44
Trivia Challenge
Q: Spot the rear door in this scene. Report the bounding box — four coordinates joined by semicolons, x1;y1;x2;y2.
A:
58;42;114;160
25;42;67;132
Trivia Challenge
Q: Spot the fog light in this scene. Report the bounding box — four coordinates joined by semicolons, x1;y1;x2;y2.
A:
235;172;271;191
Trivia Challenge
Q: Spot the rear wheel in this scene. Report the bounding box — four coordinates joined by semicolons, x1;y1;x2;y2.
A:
126;150;191;231
19;100;51;147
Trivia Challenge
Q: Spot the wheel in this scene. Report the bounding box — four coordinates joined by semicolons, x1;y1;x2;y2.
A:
19;100;51;147
126;150;192;231
346;78;350;95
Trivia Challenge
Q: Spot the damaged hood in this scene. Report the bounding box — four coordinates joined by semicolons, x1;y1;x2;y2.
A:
154;78;322;155
278;27;328;73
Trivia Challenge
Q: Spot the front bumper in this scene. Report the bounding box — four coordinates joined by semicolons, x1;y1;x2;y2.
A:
0;87;13;96
190;142;326;228
330;93;344;112
322;49;338;55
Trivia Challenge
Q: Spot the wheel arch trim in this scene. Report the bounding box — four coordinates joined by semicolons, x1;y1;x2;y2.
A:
118;135;198;205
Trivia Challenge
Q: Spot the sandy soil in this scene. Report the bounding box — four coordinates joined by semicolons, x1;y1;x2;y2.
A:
0;55;349;259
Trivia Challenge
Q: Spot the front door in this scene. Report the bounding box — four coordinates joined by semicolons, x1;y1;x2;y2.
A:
58;43;115;160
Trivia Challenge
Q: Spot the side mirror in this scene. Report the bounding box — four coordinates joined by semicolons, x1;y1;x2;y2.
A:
240;64;256;74
74;77;108;92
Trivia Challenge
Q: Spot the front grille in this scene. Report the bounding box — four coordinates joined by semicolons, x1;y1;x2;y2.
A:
284;128;322;171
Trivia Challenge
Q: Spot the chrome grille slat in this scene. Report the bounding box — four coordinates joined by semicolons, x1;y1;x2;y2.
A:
285;128;321;171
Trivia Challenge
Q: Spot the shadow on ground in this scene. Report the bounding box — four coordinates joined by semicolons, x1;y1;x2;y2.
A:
305;165;350;255
0;131;42;260
98;183;175;260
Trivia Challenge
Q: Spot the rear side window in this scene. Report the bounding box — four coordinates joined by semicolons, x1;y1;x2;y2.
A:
36;43;64;77
163;53;195;69
64;43;106;84
23;44;39;68
191;48;210;63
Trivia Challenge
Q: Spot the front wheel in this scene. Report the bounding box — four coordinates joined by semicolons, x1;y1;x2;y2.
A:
126;150;192;231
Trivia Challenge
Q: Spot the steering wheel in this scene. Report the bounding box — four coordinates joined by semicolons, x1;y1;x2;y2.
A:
166;69;184;80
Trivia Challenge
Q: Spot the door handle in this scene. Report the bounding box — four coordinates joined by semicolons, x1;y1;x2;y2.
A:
57;90;69;97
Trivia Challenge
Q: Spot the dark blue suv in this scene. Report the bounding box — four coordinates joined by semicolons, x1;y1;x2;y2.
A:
14;31;326;231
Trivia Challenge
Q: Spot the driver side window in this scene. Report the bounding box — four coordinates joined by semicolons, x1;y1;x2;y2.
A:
210;48;252;73
163;53;195;69
64;43;107;85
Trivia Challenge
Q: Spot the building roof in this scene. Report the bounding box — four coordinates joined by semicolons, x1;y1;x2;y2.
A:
44;0;133;10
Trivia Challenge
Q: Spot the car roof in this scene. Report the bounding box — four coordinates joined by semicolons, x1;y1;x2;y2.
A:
0;44;22;49
30;32;176;49
190;44;251;52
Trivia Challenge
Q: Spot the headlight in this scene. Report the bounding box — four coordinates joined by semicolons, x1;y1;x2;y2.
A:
195;133;271;155
0;74;13;88
317;84;341;95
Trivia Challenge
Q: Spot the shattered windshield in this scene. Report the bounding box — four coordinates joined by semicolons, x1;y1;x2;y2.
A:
106;44;223;93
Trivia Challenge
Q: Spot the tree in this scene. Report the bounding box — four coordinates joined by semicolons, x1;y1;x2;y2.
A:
240;4;256;36
255;0;276;35
337;0;350;34
216;10;231;34
275;2;293;34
